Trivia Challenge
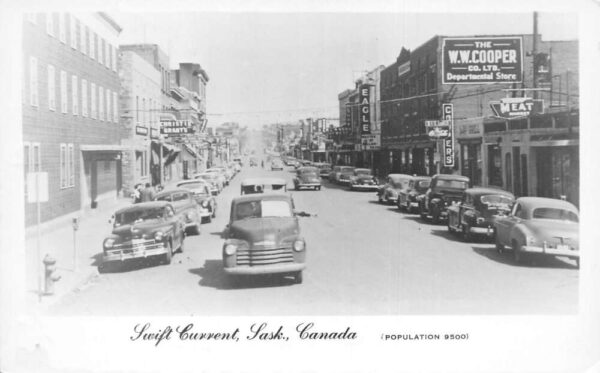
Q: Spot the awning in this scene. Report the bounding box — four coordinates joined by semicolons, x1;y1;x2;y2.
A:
80;144;128;152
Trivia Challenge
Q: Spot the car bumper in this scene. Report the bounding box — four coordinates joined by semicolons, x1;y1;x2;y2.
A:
224;263;306;275
351;184;379;190
521;245;580;258
103;243;168;262
199;209;212;218
409;202;419;208
297;183;321;188
469;226;494;235
338;179;351;185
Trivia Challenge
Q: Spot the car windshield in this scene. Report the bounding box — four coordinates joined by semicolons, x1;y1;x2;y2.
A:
234;200;292;220
340;167;355;174
436;180;468;189
480;195;514;208
532;207;579;222
391;178;409;188
355;169;372;176
115;208;164;225
196;174;214;181
241;184;286;194
415;180;430;192
178;182;206;191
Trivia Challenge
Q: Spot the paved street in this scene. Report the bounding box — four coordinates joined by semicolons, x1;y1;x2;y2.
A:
49;163;578;316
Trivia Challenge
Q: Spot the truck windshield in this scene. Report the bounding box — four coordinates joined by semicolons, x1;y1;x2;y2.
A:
436;180;468;189
234;200;292;220
115;208;164;225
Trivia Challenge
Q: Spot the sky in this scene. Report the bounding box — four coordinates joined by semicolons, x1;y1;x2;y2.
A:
112;11;578;128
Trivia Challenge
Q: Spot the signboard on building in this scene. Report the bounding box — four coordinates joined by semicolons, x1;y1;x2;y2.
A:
359;84;371;134
456;119;483;138
489;97;544;119
442;37;523;84
361;134;381;150
160;120;194;135
442;104;454;167
135;126;148;136
345;104;351;127
425;120;450;138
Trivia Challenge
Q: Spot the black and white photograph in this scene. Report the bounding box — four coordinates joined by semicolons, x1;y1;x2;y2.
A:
1;0;599;372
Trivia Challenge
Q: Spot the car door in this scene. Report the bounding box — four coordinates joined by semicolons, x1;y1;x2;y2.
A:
496;202;521;245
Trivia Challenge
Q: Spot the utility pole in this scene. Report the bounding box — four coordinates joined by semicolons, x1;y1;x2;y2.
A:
532;11;538;99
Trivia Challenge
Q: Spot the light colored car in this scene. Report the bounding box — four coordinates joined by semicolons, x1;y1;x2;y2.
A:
176;180;217;223
206;167;230;185
494;197;579;267
154;189;203;235
194;173;222;195
271;159;284;171
377;174;413;204
337;166;355;185
397;176;431;213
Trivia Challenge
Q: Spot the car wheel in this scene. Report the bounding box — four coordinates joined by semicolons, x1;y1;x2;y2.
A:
204;215;212;224
431;208;440;224
512;240;523;265
294;271;303;284
462;224;472;241
317;186;321;191
178;237;185;253
163;240;173;265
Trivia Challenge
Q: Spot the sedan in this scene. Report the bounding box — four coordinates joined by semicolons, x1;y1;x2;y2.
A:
176;180;218;223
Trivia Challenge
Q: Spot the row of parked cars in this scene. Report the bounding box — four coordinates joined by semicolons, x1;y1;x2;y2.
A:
374;172;580;268
100;162;242;270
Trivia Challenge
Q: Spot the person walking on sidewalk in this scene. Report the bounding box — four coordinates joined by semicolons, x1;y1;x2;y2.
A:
140;183;156;202
132;183;143;204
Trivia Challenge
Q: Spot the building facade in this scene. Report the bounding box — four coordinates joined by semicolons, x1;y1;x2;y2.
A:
23;12;122;226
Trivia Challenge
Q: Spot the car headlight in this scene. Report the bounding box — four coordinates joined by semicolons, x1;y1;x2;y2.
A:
224;243;237;256
154;231;165;241
476;217;485;225
526;236;536;246
201;200;209;208
103;238;115;249
293;239;305;252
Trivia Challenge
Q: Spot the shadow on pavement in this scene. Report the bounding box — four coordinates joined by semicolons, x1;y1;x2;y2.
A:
189;260;297;290
429;228;467;243
472;245;579;269
210;231;225;237
401;214;436;225
368;200;386;205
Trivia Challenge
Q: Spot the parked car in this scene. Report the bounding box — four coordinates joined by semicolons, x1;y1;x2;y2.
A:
102;201;185;267
154;189;203;235
494;197;579;267
447;188;515;241
176;180;218;223
337;166;356;185
206;167;231;185
348;168;378;191
233;157;244;167
271;159;285;171
397;176;431;213
222;193;307;284
419;174;470;224
241;178;287;194
293;166;322;191
317;162;332;178
376;174;413;204
328;165;342;183
249;157;258;167
194;172;223;195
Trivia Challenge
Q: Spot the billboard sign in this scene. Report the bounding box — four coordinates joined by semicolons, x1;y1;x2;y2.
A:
442;104;454;167
442;37;523;84
359;84;371;134
160;120;194;135
490;97;544;119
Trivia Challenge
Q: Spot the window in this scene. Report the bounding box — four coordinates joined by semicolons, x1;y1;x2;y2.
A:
60;144;67;188
46;13;54;36
105;41;110;67
59;143;75;188
82;26;88;55
69;15;77;49
98;38;103;65
106;88;111;122
47;65;56;111
81;79;88;117
89;30;95;60
60;70;67;113
142;98;146;124
135;96;139;125
71;75;78;115
29;57;38;107
68;144;74;186
112;45;117;71
113;91;118;122
98;86;104;121
58;13;66;43
90;82;96;119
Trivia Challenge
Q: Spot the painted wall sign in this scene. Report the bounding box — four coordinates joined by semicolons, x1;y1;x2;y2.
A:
490;97;544;119
442;104;454;167
442;37;523;84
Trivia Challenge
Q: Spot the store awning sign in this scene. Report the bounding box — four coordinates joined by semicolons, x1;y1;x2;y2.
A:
442;37;523;84
490;97;544;119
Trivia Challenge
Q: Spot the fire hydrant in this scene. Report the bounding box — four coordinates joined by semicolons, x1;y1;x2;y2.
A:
43;254;61;295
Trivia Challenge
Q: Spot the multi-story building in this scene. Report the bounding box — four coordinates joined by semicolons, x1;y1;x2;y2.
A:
22;12;122;226
118;49;161;192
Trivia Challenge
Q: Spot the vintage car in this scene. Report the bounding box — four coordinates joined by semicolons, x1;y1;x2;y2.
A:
447;188;515;241
102;201;185;267
194;172;223;195
494;197;579;267
176;180;218;223
337;166;356;185
271;159;285;171
241;177;287;194
376;174;413;204
419;174;470;224
317;162;332;178
206;167;231;185
328;165;342;182
222;193;307;284
397;176;431;213
293;166;322;191
154;189;203;234
348;168;378;191
249;157;258;167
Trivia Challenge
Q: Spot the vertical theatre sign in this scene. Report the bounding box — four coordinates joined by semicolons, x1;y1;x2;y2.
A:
442;36;523;84
359;84;371;134
442;104;454;167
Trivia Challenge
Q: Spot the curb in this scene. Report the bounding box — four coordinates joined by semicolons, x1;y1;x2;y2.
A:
34;266;100;311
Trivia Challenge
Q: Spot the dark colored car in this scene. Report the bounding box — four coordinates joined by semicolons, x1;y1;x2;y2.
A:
348;168;378;191
447;187;515;241
419;174;470;224
102;201;185;267
494;197;579;267
222;193;307;284
317;162;332;178
397;176;431;213
176;180;218;223
337;166;356;185
293;166;321;190
376;174;413;204
154;189;203;234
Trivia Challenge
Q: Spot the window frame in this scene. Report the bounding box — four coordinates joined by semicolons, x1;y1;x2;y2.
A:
90;82;96;119
81;79;88;117
60;70;68;114
46;13;54;36
58;13;66;43
98;86;104;121
71;75;78;115
29;56;38;107
47;64;56;111
69;14;77;49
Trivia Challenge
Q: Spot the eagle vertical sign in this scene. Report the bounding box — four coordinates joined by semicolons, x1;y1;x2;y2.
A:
360;85;371;134
442;104;454;167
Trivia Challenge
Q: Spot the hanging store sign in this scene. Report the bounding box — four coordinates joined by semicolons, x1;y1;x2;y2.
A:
359;85;371;134
489;97;544;119
442;104;454;167
135;126;148;136
425;120;450;139
160;120;194;135
442;37;523;84
345;104;352;127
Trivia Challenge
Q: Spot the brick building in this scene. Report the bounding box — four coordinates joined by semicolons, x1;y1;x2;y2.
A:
22;12;122;226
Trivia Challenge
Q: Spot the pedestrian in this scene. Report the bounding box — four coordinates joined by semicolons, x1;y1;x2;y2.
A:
132;183;142;204
140;183;156;202
261;160;264;168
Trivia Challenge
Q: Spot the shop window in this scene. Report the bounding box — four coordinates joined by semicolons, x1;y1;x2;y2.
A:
530;115;552;129
484;121;506;133
508;119;527;131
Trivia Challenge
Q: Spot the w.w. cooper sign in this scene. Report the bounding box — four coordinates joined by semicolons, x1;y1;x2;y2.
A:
442;37;523;84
